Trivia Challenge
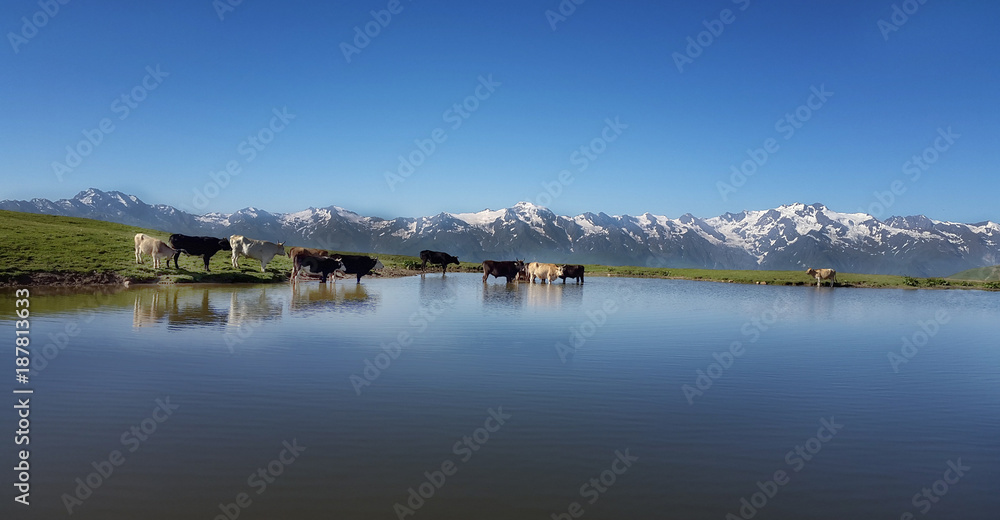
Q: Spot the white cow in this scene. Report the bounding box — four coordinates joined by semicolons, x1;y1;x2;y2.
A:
526;262;564;284
230;235;286;272
134;233;177;269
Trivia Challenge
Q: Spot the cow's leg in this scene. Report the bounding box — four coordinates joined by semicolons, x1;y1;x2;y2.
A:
231;251;239;269
203;255;211;272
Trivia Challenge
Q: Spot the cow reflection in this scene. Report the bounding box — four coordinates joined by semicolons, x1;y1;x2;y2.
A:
133;289;168;328
290;282;376;315
133;287;227;329
227;287;284;328
524;282;564;308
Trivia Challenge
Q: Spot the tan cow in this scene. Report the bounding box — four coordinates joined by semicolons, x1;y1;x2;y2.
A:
134;233;177;269
806;268;837;287
526;262;564;284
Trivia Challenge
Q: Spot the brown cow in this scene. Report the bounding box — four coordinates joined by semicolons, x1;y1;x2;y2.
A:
482;260;525;284
806;268;837;287
288;247;333;280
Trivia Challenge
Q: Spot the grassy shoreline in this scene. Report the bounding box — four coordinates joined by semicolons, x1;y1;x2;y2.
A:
2;210;997;290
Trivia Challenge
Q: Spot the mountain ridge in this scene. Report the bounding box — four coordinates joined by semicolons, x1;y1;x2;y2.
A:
2;188;997;277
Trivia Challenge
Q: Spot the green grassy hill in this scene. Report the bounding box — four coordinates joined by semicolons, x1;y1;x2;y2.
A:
1;209;997;289
947;264;1000;282
0;210;278;284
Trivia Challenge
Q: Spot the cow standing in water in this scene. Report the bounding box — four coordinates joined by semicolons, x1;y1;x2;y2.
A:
420;250;460;273
806;268;837;287
482;260;525;284
338;255;385;283
559;265;585;284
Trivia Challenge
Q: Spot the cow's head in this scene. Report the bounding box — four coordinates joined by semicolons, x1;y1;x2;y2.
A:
805;268;817;276
448;255;460;265
220;238;233;251
373;258;385;270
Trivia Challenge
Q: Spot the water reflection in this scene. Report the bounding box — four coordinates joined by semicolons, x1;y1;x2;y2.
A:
289;282;377;315
132;289;168;328
523;282;566;308
227;286;284;327
481;282;524;310
132;287;231;329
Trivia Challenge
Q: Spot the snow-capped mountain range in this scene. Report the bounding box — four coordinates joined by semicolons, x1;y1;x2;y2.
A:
2;188;998;277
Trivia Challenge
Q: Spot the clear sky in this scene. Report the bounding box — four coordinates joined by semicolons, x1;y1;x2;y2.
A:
2;0;997;223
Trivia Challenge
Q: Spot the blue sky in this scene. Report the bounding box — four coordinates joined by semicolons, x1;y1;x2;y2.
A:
2;0;997;223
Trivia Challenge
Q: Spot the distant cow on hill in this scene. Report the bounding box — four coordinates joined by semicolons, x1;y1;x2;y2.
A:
168;234;232;271
806;268;837;287
339;254;385;283
559;265;585;284
420;250;460;273
134;233;176;269
230;235;286;272
526;262;563;284
482;260;525;284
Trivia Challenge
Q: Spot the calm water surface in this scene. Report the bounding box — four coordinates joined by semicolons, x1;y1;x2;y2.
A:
5;274;1000;519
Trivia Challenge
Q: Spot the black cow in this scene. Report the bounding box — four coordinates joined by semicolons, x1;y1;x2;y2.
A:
293;254;345;283
339;255;385;283
482;260;525;284
420;250;460;273
559;265;585;284
168;234;232;271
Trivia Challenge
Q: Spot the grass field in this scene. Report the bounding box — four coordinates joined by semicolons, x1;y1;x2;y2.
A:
1;209;997;290
947;264;1000;282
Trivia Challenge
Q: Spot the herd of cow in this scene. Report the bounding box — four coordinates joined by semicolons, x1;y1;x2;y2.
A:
133;232;835;287
131;233;586;284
